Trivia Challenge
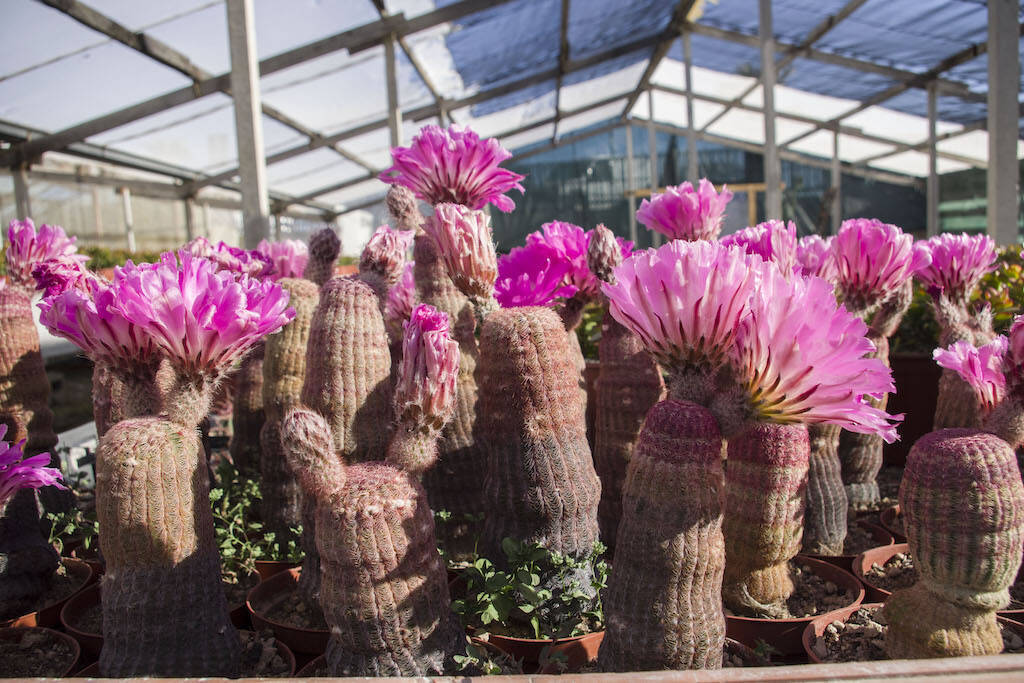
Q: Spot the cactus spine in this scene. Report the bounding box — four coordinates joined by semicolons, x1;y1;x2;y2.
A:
228;343;264;471
885;428;1024;658
305;227;341;288
801;423;847;555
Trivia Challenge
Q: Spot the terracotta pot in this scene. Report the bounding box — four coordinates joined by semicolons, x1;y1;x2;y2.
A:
885;353;940;466
488;630;604;671
725;555;865;656
1;557;94;628
878;505;905;543
69;546;104;577
60;583;103;659
246;567;328;655
804;521;895;570
852;542;910;603
254;560;298;583
0;626;81;677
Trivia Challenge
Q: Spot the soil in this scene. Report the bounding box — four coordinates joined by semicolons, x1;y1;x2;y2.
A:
1008;579;1024;610
864;552;918;594
843;523;883;556
239;629;291;677
0;559;90;621
812;604;1024;662
300;656;330;677
223;573;260;609
784;562;858;619
0;629;76;677
262;582;328;630
850;466;902;514
74;600;103;635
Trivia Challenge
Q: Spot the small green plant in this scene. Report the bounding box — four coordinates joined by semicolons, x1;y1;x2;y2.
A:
452;538;608;640
576;301;604;361
453;639;523;675
46;507;99;556
434;509;484;567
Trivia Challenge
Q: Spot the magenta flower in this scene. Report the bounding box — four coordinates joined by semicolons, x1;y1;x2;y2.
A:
380;124;525;213
38;277;158;366
423;203;498;303
720;220;798;274
635;179;733;242
5;219;87;290
913;233;997;303
494;243;575;308
0;424;65;510
385;261;416;325
602;240;761;368
360;224;414;283
114;252;294;376
796;235;834;280
186;237;273;278
523;221;633;299
733;269;901;442
394;304;459;429
933;337;1009;411
1009;316;1024;371
826;218;929;312
257;239;309;280
32;258;98;298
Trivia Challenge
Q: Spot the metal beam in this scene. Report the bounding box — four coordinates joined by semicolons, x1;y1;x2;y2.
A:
760;0;781;219
620;1;697;118
926;83;939;237
551;0;571;143
647;90;661;246
226;0;270;248
698;0;867;135
682;30;698;180
987;0;1020;245
13;165;32;219
625;123;637;244
2;0;512;167
851;119;989;166
120;186;136;252
384;31;402;147
830;130;841;233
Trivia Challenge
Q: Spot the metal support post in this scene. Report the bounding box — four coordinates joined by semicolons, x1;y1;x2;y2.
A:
12;165;32;219
226;0;270;248
385;33;402;147
625;124;638;245
683;30;699;181
987;0;1020;245
831;130;841;234
759;0;782;220
120;187;137;253
647;90;661;247
184;196;196;242
927;82;940;237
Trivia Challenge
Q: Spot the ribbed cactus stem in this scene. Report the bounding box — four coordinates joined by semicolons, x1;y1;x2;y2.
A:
414;233;482;560
386;185;422;232
306;228;341;288
838;337;889;508
261;278;318;537
982;394;1024;450
801;423;848;555
723;422;809;618
593;314;664;544
228;343;265;471
598;399;725;671
386;425;439;478
97;417;240;676
885;428;1024;658
301;276;392;463
931;291;992;430
476;306;600;559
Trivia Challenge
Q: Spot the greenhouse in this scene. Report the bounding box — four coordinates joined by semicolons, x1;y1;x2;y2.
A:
1;0;1024;680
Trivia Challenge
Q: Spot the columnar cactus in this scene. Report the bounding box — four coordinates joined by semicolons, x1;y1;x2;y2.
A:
260;277;319;538
586;225;663;544
228;343;265;471
281;303;463;677
40;252;294;676
305;227;341;288
802;423;847;555
358;224;413;309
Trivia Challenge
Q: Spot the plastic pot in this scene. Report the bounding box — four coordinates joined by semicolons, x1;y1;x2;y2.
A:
60;583;103;659
852;542;910;603
803;520;895;570
0;626;81;677
254;560;298;583
879;505;905;543
725;555;865;657
488;629;604;672
1;557;94;628
246;567;328;655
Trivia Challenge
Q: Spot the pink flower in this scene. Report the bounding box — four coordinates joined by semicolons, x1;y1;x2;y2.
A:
796;235;834;279
826;218;929;312
733;269;902;442
913;233;997;302
5;219;87;290
360;225;414;283
184;236;215;258
494;243;575;308
933;337;1008;411
38;277;158;366
114;252;294;376
386;261;416;325
635;179;733;242
602;240;761;368
423;203;498;302
720;220;798;274
0;424;65;510
394;304;459;428
523;221;633;299
1009;316;1024;369
32;258;98;298
380;124;525;213
186;237;273;278
257;239;309;280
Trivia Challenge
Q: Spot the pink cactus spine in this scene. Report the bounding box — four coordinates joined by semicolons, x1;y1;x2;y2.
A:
475;306;600;560
413;233;482;559
722;423;810;617
884;428;1024;658
597;399;725;671
358;224;413;307
260;278;319;538
586;225;664;544
305;227;341;287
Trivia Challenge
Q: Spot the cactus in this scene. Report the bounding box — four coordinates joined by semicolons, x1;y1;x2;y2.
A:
305;228;341;288
228;343;264;471
597;399;725;671
801;423;847;555
358;224;413;309
260;277;318;539
885;428;1024;658
475;306;601;561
